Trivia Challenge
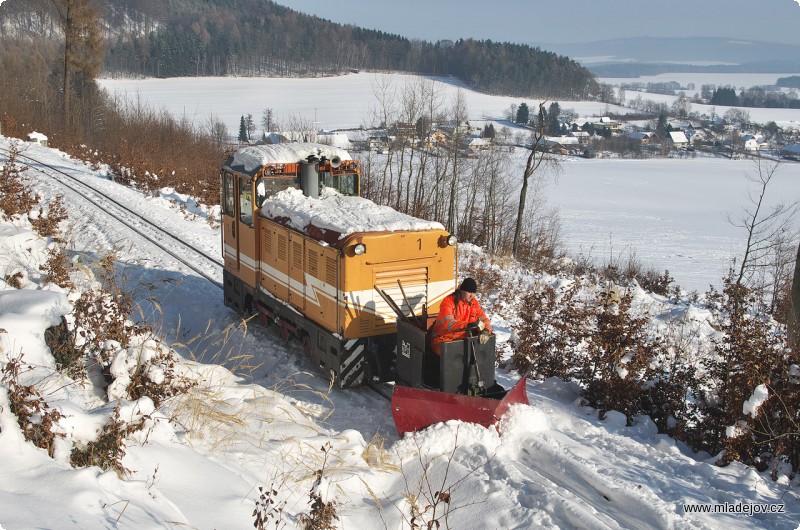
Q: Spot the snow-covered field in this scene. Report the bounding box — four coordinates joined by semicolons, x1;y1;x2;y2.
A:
2;136;799;529
545;156;799;293
100;73;800;292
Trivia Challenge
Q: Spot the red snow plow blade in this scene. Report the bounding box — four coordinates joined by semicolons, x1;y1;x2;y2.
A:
391;375;529;436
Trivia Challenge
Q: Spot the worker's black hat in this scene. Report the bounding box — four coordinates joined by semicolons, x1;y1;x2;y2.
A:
460;277;477;293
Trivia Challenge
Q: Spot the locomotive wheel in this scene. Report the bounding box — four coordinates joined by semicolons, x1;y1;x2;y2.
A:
302;333;313;357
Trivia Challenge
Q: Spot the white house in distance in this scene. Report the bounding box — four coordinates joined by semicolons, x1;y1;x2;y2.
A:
668;131;689;149
742;134;766;151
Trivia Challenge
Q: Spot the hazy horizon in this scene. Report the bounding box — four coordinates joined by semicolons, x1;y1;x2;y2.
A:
274;0;800;47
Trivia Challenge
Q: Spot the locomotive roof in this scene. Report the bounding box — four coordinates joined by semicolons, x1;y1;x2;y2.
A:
223;142;353;176
260;188;445;244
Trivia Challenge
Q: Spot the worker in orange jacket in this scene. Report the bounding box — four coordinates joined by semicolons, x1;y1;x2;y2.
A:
430;277;492;355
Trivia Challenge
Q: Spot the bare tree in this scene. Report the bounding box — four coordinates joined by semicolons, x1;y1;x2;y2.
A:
245;113;256;141
724;108;751;129
410;78;443;217
49;0;103;130
261;108;276;135
728;159;799;309
671;93;692;119
280;113;316;142
367;76;399;204
445;90;469;233
204;114;229;151
512;102;560;257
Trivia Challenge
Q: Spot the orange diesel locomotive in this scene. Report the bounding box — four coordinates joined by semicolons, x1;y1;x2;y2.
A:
221;143;457;388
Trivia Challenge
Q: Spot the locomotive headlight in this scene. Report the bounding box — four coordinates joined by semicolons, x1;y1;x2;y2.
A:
446;234;457;246
353;243;366;255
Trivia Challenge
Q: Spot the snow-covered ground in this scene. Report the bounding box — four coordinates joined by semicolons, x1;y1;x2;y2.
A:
2;132;800;529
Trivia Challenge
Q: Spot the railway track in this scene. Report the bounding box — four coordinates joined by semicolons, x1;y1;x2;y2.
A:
1;145;397;406
0;146;224;290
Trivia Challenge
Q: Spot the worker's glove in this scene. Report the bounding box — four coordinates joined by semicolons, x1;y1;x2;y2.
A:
476;319;486;331
479;329;490;345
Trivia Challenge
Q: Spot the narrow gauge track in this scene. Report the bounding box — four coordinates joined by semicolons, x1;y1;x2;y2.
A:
0;146;224;289
2;146;395;403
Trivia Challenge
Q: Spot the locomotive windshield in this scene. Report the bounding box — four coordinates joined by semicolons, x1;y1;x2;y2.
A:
254;176;298;207
319;170;358;196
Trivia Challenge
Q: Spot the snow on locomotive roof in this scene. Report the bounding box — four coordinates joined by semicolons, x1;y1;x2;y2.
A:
261;187;444;239
226;142;352;175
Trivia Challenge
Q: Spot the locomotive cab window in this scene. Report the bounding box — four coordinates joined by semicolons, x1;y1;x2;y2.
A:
257;176;300;202
320;171;359;196
223;172;235;217
239;175;253;226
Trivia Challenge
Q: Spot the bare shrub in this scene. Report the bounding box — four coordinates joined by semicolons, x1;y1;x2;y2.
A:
458;257;504;294
689;275;799;471
69;405;144;477
0;144;39;217
299;442;339;530
398;428;488;530
40;246;74;290
640;319;703;439
1;356;65;457
44;252;149;379
70;253;150;365
559;247;674;296
253;482;287;530
5;271;23;289
30;194;69;240
637;269;674;297
124;348;197;408
45;317;84;379
578;290;655;423
512;280;592;379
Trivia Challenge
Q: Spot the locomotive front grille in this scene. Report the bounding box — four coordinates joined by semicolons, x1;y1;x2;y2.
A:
373;267;428;324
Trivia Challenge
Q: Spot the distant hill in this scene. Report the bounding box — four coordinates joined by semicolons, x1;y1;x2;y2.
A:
533;37;800;77
0;0;598;100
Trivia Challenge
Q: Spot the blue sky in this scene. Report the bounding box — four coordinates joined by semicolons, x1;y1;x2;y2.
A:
274;0;800;46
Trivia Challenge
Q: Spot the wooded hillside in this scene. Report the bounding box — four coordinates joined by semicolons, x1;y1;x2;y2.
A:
0;0;598;99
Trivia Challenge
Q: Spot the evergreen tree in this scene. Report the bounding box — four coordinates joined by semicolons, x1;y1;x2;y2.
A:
547;102;562;136
656;112;669;136
238;115;248;143
515;103;530;125
711;87;739;106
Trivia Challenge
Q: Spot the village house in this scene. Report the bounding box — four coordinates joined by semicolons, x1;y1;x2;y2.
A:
628;131;654;144
568;130;591;144
465;136;491;152
668;131;689;150
781;143;800;161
